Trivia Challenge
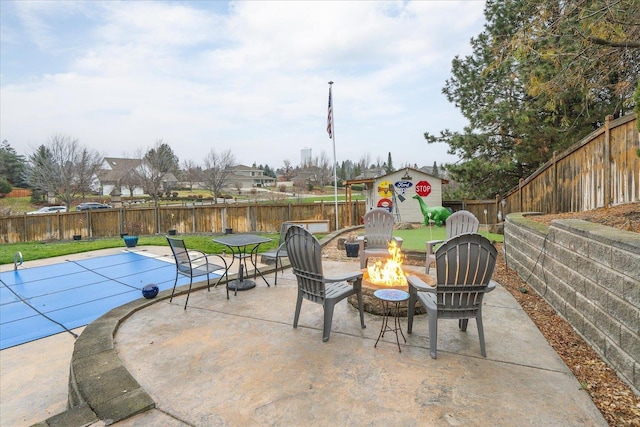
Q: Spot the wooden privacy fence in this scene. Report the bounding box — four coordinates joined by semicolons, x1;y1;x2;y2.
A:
502;114;639;215
5;188;31;198
2;197;507;244
0;201;368;244
443;199;504;225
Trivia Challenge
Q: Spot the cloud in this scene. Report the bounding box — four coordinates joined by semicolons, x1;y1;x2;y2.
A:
1;0;485;168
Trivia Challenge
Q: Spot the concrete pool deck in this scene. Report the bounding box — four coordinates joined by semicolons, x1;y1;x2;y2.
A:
1;243;608;426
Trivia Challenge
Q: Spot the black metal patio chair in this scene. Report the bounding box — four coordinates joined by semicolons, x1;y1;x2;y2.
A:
167;236;229;309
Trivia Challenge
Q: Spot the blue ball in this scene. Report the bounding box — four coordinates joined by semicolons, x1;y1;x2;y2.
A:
142;284;159;299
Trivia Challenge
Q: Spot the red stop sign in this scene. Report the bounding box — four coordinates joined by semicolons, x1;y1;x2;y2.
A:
415;180;431;197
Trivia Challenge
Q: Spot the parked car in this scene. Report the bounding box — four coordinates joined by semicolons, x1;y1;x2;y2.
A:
27;206;68;215
76;202;111;211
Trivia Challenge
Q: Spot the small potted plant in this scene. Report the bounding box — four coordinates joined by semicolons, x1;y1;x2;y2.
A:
344;233;360;258
123;220;143;248
73;219;83;240
168;213;177;235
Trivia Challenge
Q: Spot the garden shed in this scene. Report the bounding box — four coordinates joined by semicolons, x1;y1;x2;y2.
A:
345;167;446;225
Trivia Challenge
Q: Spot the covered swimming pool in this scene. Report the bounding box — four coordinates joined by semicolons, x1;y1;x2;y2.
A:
0;251;221;350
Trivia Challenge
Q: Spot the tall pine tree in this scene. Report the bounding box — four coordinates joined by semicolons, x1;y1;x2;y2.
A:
426;0;639;198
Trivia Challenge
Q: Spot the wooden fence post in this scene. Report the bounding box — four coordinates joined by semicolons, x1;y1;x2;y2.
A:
153;205;158;235
118;208;123;236
85;211;91;239
519;178;524;212
604;114;612;207
552;151;558;214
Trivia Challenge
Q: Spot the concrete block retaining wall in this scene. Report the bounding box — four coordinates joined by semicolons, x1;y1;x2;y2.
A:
504;213;640;395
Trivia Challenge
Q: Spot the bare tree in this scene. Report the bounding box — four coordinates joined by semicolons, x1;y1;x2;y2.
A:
316;151;332;186
24;135;102;210
375;155;384;169
137;140;178;205
75;146;104;199
180;159;201;191
120;168;143;199
234;181;243;194
358;154;371;172
265;189;286;203
292;177;307;192
281;159;293;181
202;149;235;202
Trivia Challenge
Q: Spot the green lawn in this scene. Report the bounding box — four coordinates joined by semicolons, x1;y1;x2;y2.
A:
2;226;503;265
392;225;503;251
0;196;34;214
1;234;281;265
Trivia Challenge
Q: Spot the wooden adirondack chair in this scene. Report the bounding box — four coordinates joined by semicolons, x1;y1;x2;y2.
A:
425;210;479;274
359;208;403;269
284;225;366;342
407;233;497;358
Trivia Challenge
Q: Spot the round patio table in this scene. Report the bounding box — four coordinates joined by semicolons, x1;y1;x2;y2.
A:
373;288;410;352
212;234;272;295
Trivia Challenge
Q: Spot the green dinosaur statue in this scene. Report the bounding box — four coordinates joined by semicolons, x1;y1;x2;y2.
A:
412;194;452;226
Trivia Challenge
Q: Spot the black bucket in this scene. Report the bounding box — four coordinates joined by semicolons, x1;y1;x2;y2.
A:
345;242;359;257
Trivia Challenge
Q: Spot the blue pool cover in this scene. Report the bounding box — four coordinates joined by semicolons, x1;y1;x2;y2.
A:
0;251;220;350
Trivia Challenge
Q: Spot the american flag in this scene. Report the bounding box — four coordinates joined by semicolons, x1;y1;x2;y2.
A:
327;86;333;139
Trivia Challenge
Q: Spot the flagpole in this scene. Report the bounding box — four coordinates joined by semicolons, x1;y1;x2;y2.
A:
328;81;339;231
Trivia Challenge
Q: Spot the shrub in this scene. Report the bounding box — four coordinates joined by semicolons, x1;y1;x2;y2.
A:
0;178;12;196
124;221;144;235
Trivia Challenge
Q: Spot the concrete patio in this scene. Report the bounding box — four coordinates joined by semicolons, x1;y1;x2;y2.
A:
1;244;608;426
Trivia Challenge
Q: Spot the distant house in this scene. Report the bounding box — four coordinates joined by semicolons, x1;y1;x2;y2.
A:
95;157;178;196
353;168;386;180
225;164;276;188
292;166;325;187
95;158;142;196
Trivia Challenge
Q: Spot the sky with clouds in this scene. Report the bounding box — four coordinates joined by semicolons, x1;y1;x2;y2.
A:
1;0;486;170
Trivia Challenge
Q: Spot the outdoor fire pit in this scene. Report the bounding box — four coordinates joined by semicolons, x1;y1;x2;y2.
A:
347;241;431;316
348;266;431;316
